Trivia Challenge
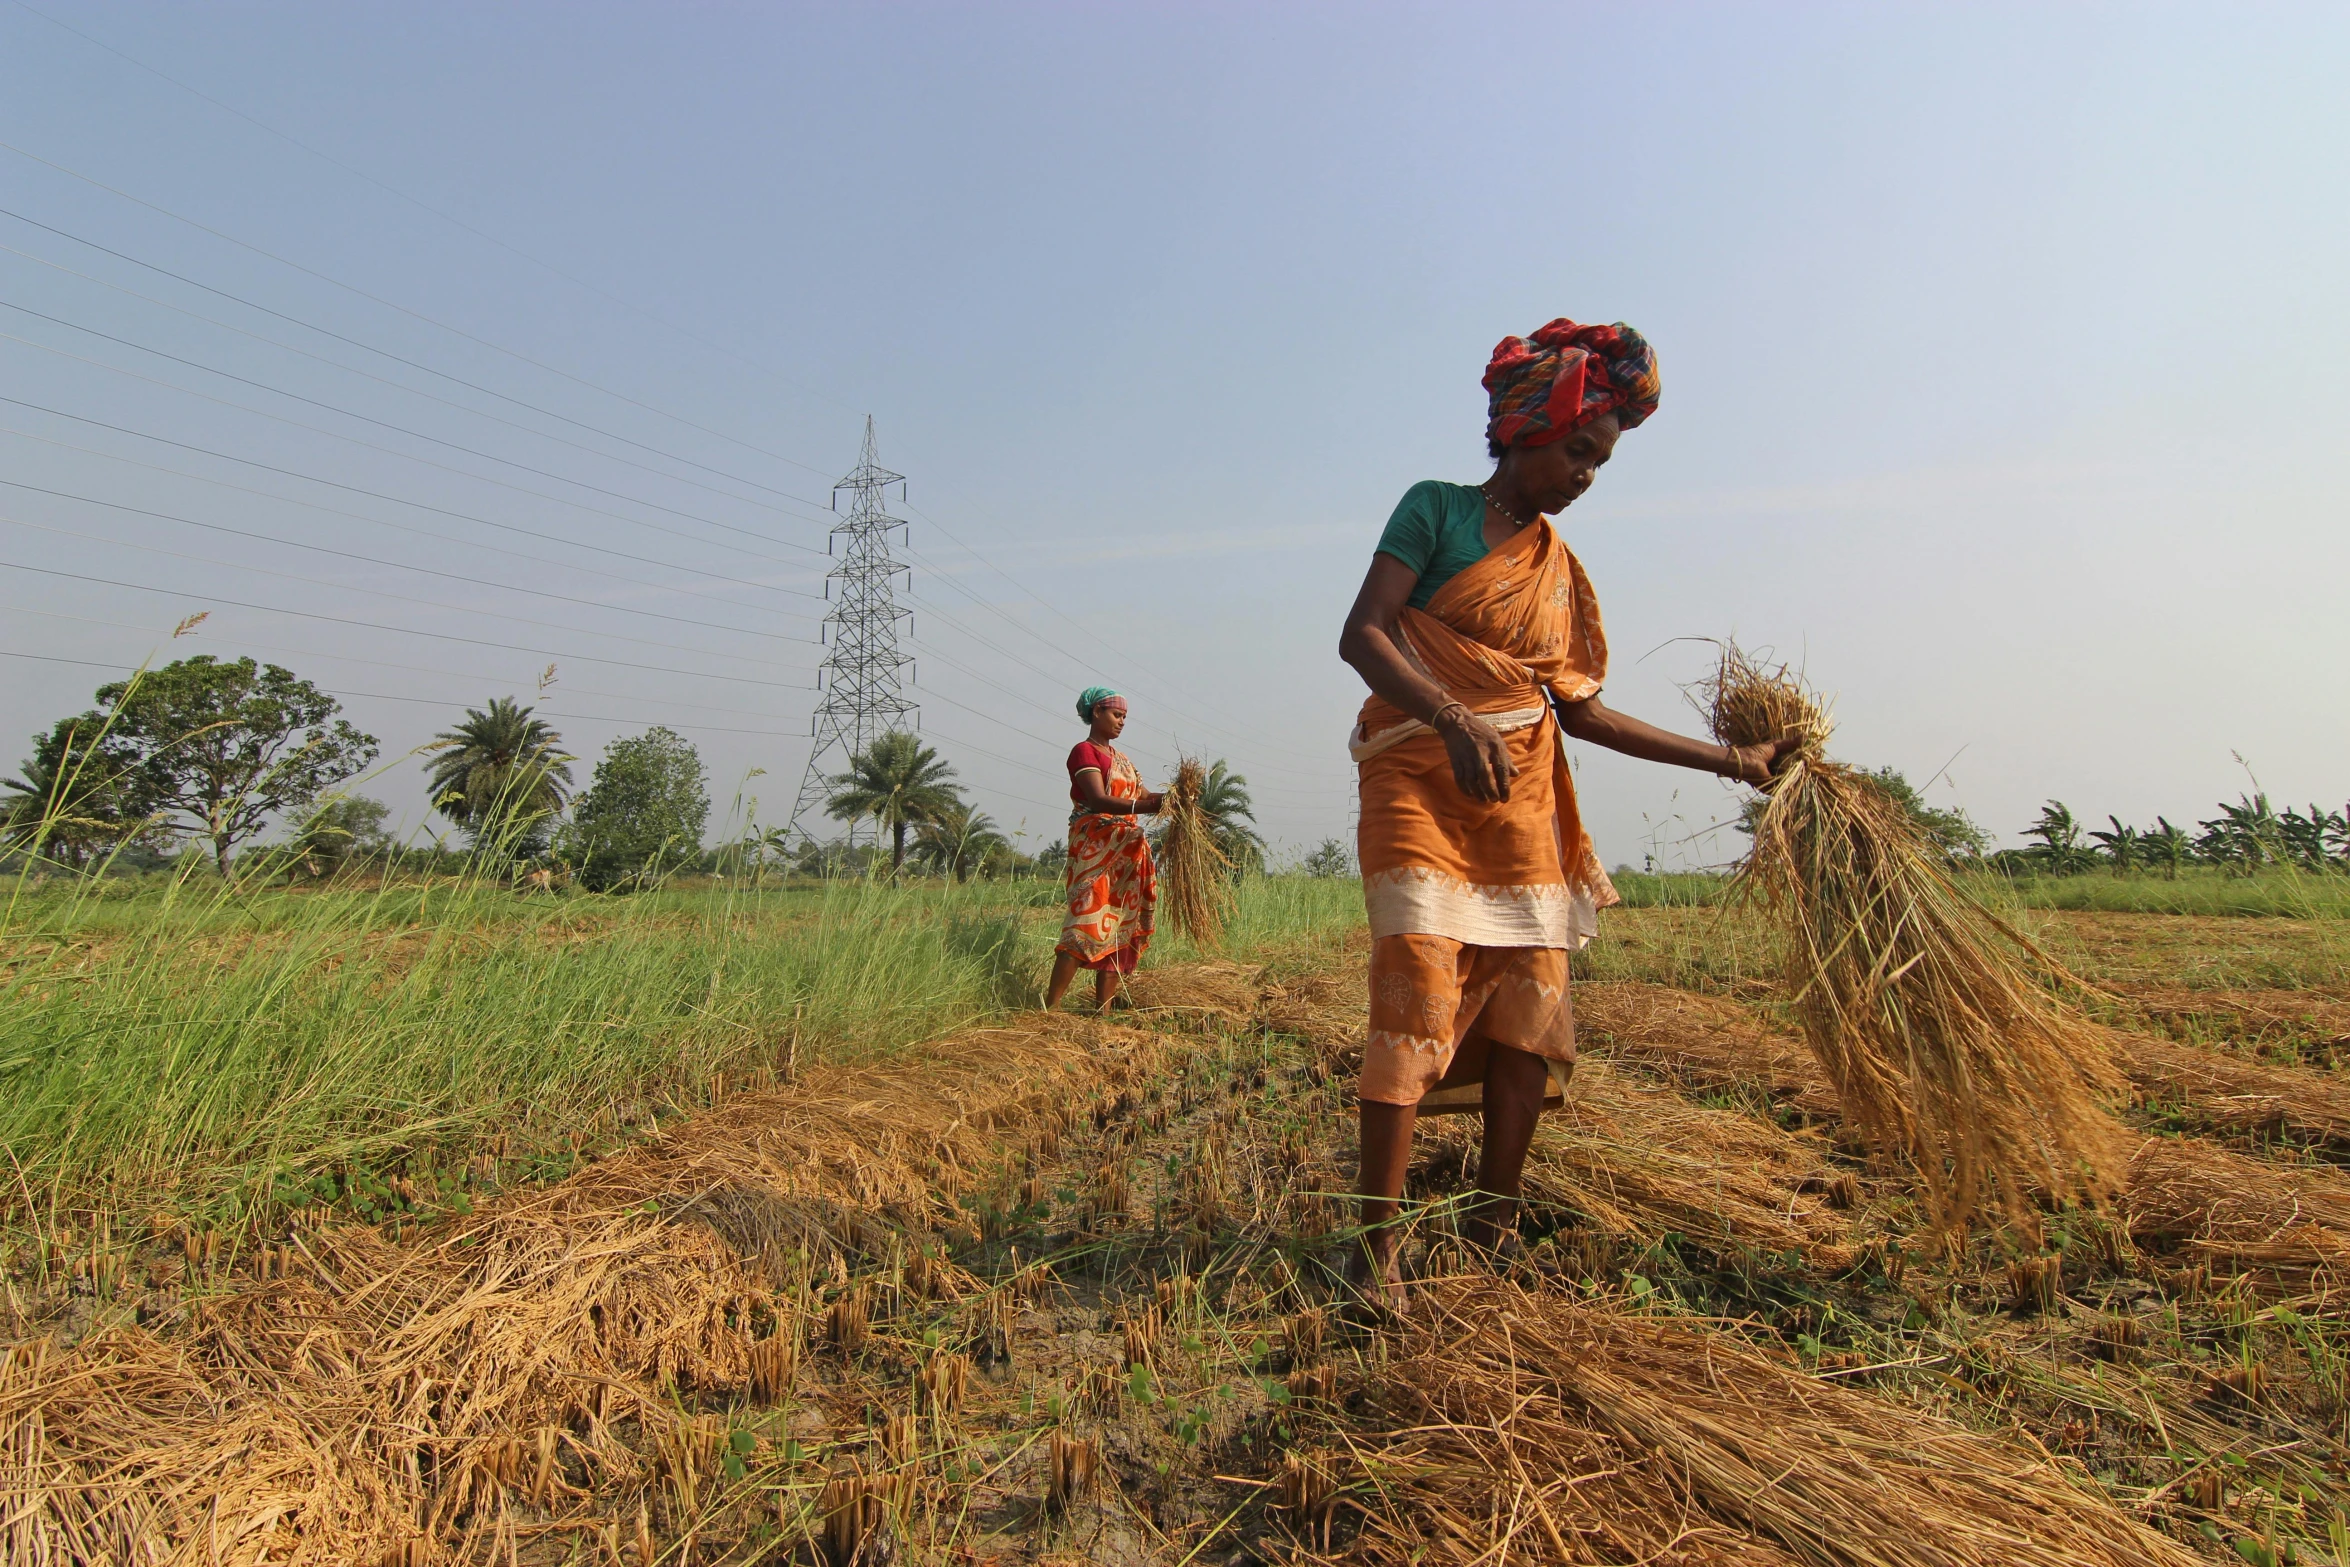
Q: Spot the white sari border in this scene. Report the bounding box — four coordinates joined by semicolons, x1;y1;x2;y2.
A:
1362;865;1604;951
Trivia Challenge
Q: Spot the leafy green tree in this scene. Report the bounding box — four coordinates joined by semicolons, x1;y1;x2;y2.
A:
2087;815;2141;875
563;727;710;891
1739;767;1987;863
1301;837;1355;878
911;800;1009;882
2;713;151;870
824;731;961;876
96;657;377;875
793;836;881;880
290;794;395;879
424;697;574;858
1861;768;1988;861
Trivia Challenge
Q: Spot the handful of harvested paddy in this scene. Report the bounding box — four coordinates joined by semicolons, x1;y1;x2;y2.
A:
1157;756;1233;946
1704;644;2127;1235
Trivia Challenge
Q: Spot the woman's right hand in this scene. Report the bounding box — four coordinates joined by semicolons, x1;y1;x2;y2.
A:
1434;704;1516;802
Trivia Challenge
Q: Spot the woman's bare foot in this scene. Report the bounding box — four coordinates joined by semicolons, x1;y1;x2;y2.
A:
1347;1231;1410;1317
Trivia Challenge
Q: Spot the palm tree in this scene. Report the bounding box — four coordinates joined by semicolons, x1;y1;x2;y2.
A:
1190;760;1266;876
911;801;1009;882
2;714;146;870
825;731;961;876
425;698;574;855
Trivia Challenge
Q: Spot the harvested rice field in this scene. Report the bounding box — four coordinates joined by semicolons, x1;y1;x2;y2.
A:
8;887;2350;1564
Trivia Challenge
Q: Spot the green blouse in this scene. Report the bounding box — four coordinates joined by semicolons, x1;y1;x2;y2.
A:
1374;480;1490;610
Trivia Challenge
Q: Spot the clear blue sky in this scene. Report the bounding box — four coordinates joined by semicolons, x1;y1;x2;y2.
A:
2;3;2343;864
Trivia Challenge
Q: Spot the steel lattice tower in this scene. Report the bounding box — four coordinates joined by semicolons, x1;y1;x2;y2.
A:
786;417;918;845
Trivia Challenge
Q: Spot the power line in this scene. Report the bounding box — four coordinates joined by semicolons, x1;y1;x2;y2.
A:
0;399;828;604
0;477;817;645
0;151;1331;777
0;220;846;507
0;511;820;668
0;133;1342;818
0;646;811;741
1;2;860;427
0;322;835;558
898;508;1334;769
0;248;846;516
0;394;827;596
0;140;851;480
0;422;821;627
2;601;818;724
898;562;1340;786
0;557;817;692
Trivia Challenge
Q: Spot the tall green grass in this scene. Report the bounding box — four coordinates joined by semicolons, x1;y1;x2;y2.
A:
1969;867;2350;919
0;868;1362;1229
1605;866;2350;919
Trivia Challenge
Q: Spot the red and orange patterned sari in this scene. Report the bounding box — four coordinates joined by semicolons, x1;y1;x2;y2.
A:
1351;516;1618;1111
1058;745;1157;974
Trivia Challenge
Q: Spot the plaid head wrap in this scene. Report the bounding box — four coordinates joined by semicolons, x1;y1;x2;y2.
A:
1076;686;1124;722
1483;319;1660;449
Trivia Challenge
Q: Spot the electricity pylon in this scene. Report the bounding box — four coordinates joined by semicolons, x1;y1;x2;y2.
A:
785;417;917;846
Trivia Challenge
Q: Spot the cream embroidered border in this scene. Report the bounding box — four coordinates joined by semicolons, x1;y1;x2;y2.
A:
1366;1027;1449;1055
1347;705;1546;765
1362;866;1603;950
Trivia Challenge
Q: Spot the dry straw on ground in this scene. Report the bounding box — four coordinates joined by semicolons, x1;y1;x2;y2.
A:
0;1008;1190;1563
1156;756;1233;946
1704;645;2130;1234
1346;1276;2206;1567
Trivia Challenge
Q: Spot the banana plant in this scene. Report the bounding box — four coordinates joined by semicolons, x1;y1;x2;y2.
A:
2087;816;2141;875
2143;817;2190;879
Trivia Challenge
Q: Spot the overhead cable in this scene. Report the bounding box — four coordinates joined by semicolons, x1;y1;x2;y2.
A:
0;557;818;692
0;399;828;603
0;323;833;556
1;477;816;645
0;512;821;666
0;220;845;505
0;422;822;625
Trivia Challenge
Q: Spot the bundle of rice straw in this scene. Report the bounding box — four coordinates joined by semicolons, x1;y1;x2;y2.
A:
1156;756;1232;946
1704;644;2128;1235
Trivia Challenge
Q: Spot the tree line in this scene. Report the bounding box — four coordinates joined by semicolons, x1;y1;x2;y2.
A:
795;729;1267;883
1736;770;2349;879
0;654;1276;890
2002;796;2350;876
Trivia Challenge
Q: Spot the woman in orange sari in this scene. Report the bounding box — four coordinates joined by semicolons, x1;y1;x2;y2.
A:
1337;319;1798;1303
1045;687;1164;1013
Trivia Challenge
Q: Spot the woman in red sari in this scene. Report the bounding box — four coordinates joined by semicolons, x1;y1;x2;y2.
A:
1337;319;1799;1305
1045;687;1164;1013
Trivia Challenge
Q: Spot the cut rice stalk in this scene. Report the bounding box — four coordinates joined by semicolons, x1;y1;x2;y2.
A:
1349;1276;2206;1567
1156;756;1233;946
1704;644;2129;1235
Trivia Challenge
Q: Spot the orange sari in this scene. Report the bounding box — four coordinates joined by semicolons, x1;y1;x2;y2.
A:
1351;516;1617;1110
1058;747;1157;974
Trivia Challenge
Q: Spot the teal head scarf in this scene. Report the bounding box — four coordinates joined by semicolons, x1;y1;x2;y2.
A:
1077;686;1123;723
